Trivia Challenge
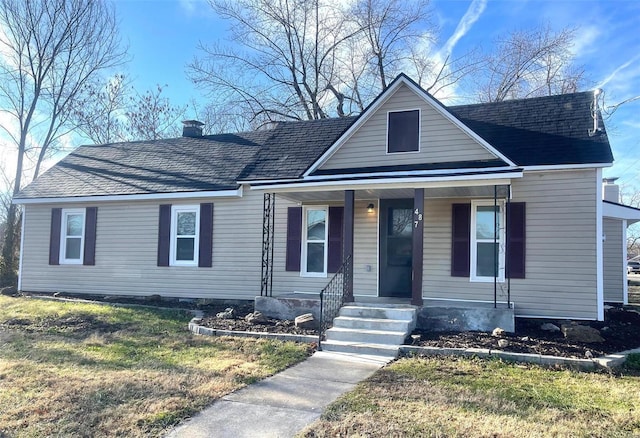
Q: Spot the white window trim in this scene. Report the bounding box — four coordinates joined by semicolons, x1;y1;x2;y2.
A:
301;205;328;278
470;200;505;282
386;108;421;154
60;208;85;265
170;205;200;267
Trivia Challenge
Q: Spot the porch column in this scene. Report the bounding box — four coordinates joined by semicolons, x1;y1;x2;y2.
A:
344;190;355;302
412;188;424;306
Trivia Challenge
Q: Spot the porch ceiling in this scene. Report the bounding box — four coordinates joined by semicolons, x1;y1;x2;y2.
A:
276;184;510;203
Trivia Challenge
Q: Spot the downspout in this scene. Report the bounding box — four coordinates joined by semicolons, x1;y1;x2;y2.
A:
17;206;25;291
506;186;511;309
596;168;604;320
494;185;498;309
622;219;628;305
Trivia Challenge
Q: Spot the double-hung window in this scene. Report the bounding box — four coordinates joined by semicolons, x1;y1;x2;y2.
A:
60;209;85;264
470;200;505;282
302;206;328;276
170;205;200;266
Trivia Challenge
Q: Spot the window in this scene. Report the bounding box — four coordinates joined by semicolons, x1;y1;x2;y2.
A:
387;109;420;153
170;205;200;266
302;206;328;276
60;209;85;264
470;200;505;282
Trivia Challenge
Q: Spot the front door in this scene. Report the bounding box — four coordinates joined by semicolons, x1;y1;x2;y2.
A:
379;199;413;298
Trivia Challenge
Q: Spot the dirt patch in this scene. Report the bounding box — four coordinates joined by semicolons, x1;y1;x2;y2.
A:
411;306;640;358
1;313;129;335
198;307;318;336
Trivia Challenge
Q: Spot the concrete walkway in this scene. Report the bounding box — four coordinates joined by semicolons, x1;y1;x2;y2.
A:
165;351;390;438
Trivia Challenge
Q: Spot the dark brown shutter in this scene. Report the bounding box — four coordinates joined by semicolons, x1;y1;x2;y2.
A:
157;204;171;267
199;203;213;267
327;206;344;273
49;208;62;265
286;207;302;271
83;207;98;266
451;203;471;277
506;202;526;279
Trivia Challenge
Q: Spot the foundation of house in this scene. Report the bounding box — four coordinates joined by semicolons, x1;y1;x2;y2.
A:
255;294;515;333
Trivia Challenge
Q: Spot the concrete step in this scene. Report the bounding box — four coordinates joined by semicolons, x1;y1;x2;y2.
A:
339;305;416;322
319;339;400;358
333;316;412;332
325;326;408;345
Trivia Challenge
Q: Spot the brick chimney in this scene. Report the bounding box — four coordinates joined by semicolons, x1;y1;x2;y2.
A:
602;177;620;203
182;120;204;138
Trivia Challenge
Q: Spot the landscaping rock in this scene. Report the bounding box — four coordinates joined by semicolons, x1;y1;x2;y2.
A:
295;313;316;329
497;339;509;348
216;307;236;319
0;286;17;297
245;311;267;324
540;323;560;332
585;350;593;359
491;327;505;337
561;324;604;343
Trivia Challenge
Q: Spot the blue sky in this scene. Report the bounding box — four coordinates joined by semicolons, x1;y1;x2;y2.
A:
116;0;640;191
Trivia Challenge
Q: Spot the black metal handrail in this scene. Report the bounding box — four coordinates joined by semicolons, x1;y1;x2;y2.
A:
318;254;352;350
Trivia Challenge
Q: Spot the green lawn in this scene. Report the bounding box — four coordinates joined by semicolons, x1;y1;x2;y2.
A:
0;295;311;437
301;356;640;437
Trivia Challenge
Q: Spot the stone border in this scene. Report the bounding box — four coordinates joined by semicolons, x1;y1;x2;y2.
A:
188;318;318;344
190;318;640;370
400;345;640;370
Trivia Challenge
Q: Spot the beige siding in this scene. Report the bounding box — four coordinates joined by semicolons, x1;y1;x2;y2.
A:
270;199;378;297
320;83;496;171
603;218;624;302
21;190;267;300
421;169;599;319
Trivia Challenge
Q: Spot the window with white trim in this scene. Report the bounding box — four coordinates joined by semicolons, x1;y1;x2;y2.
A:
301;206;328;277
60;209;85;264
470;200;505;282
170;205;200;266
387;109;420;153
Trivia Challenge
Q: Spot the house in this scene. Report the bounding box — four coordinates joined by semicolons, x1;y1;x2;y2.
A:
14;74;640;331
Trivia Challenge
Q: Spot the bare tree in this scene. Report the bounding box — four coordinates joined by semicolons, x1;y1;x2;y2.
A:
476;25;584;102
125;85;186;140
0;0;127;286
189;0;366;125
351;0;432;90
72;74;129;144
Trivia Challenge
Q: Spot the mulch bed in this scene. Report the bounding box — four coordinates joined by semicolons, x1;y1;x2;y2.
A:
16;291;640;359
412;307;640;358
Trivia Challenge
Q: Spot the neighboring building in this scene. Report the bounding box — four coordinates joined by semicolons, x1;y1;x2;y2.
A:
14;74;640;322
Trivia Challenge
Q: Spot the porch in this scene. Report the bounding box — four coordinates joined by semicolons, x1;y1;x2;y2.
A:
257;176;520;313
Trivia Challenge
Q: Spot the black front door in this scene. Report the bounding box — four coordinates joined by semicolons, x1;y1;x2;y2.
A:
379;199;413;298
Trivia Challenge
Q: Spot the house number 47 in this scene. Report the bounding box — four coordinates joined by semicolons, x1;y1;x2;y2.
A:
414;209;423;228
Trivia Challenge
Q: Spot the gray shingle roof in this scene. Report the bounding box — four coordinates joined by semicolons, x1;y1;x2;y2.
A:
16;131;269;199
449;91;613;166
16;82;613;200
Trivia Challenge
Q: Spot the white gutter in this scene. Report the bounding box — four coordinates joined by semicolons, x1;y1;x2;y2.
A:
13;187;244;205
249;172;522;193
522;163;611;172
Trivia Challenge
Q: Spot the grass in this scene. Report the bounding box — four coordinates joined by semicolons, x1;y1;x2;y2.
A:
0;295;311;437
300;356;640;437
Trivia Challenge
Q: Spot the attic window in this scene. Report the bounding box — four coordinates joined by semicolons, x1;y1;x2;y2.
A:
387;110;420;153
